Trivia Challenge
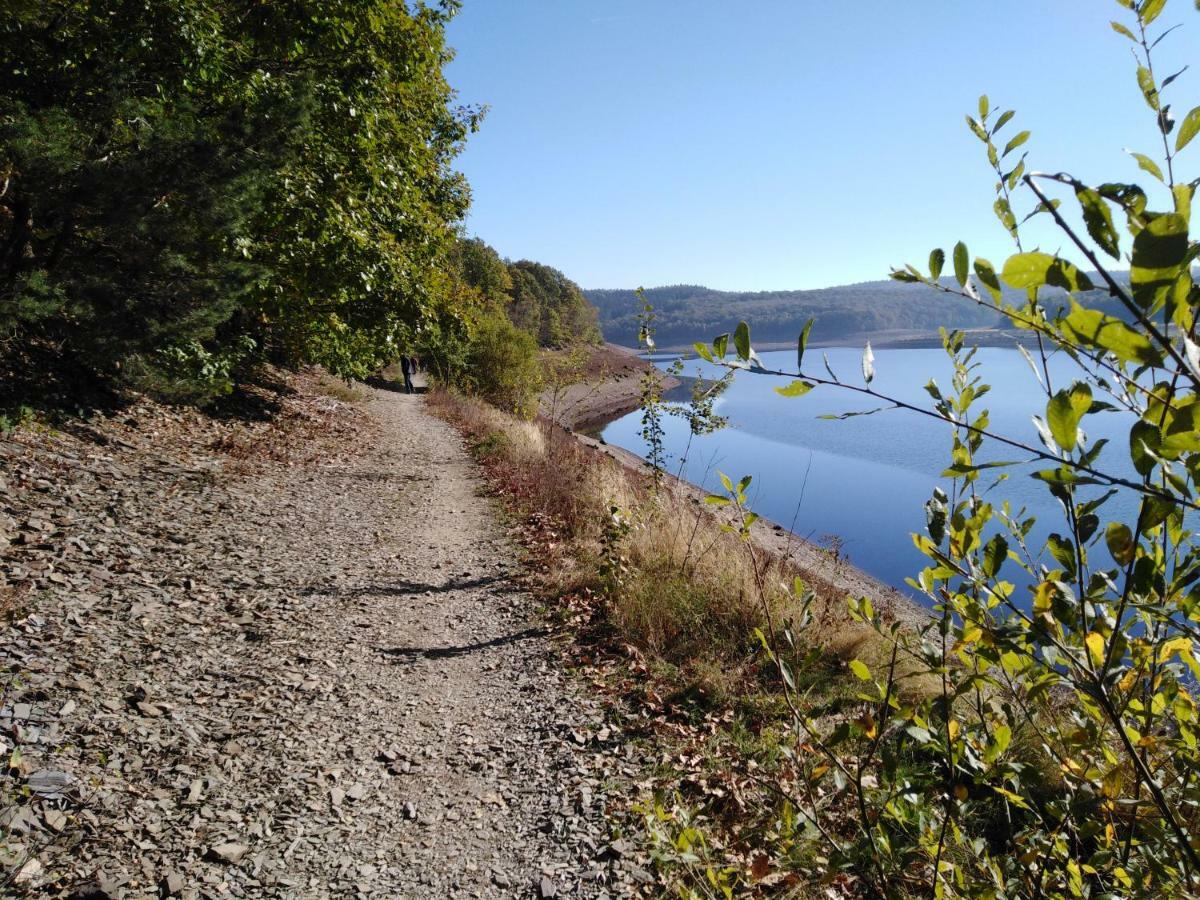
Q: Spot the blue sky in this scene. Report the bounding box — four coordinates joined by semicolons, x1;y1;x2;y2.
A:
445;1;1198;291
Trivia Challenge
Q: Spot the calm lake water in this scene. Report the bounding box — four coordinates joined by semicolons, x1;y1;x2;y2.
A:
599;346;1141;601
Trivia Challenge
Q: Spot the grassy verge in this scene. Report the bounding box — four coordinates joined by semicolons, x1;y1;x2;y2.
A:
426;387;920;895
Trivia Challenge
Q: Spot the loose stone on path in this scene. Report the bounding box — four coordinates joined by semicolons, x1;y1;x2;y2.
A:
1;373;640;897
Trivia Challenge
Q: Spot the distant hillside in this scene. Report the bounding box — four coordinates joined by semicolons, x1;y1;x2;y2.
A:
586;277;1125;348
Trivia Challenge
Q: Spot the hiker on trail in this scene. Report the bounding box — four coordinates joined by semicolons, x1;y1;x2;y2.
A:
400;355;414;394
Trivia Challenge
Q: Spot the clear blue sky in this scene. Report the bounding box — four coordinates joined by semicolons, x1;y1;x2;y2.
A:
444;1;1198;291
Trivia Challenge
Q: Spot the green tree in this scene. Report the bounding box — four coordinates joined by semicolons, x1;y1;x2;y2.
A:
1;0;477;402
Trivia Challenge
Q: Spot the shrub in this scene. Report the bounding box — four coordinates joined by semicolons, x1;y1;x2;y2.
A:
461;310;543;417
693;2;1200;894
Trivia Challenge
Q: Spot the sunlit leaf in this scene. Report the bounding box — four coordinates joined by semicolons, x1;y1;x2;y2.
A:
775;379;814;398
1085;632;1106;667
1111;20;1137;40
929;248;945;281
1061;301;1163;366
952;242;969;287
1002;130;1030;157
1129;150;1165;182
1137;66;1159;111
973;258;1003;302
1176;105;1200;152
1046;381;1092;451
797;319;813;371
849;659;871;681
1001;252;1093;293
1141;0;1166;26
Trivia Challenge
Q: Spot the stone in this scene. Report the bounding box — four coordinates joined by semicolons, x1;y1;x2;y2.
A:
209;842;249;864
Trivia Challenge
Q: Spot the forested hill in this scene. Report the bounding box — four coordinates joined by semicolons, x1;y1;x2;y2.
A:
586;278;1123;348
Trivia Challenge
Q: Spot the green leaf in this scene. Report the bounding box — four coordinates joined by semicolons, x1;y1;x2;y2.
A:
1001;252;1094;293
952;242;969;287
1142;0;1166;26
1046;381;1092;451
1131;213;1189;310
1137;65;1159;111
994;197;1018;236
978;94;989;119
1176;106;1200;152
983;534;1008;578
1129;151;1165;182
965;115;988;142
973;258;1002;301
797;318;813;371
1075;187;1120;259
1002;130;1030;157
733;321;751;361
986;724;1012;763
693;342;714;362
1129;420;1163;476
712;333;729;360
1111;20;1137;40
1105;522;1136;565
1062;301;1163;366
774;379;814;398
993;110;1016;133
929;248;945;281
849;659;871;681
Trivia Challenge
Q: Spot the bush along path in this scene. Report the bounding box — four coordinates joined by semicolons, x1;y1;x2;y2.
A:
0;373;646;898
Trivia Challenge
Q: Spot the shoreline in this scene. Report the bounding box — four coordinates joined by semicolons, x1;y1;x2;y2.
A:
538;343;680;433
650;327;1032;354
543;349;929;631
575;430;929;630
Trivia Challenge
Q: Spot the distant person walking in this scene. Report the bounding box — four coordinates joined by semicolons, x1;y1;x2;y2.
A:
400;355;414;394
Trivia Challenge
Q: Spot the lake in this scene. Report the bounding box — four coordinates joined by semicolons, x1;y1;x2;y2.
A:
599;346;1141;601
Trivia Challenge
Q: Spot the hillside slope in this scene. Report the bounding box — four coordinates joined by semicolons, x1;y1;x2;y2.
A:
587;276;1126;348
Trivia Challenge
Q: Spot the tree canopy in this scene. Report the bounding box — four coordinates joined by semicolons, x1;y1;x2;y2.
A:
1;0;477;400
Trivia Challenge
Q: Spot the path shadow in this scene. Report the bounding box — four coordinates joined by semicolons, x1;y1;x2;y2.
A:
378;627;547;662
301;573;516;598
365;375;428;395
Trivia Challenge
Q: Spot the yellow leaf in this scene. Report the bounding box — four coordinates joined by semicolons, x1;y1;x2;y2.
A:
857;713;877;740
1157;636;1194;663
947;719;961;741
1085;632;1106;667
849;659;871;681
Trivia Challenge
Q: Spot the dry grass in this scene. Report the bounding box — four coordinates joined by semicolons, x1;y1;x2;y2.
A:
314;372;368;404
426;386;875;702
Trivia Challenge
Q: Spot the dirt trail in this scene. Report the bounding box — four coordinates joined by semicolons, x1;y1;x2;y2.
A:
1;377;637;898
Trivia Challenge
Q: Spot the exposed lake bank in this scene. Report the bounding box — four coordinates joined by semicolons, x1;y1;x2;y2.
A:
595;345;1140;600
541;345;928;632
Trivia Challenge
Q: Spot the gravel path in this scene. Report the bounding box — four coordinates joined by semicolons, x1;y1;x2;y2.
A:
1;376;641;898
